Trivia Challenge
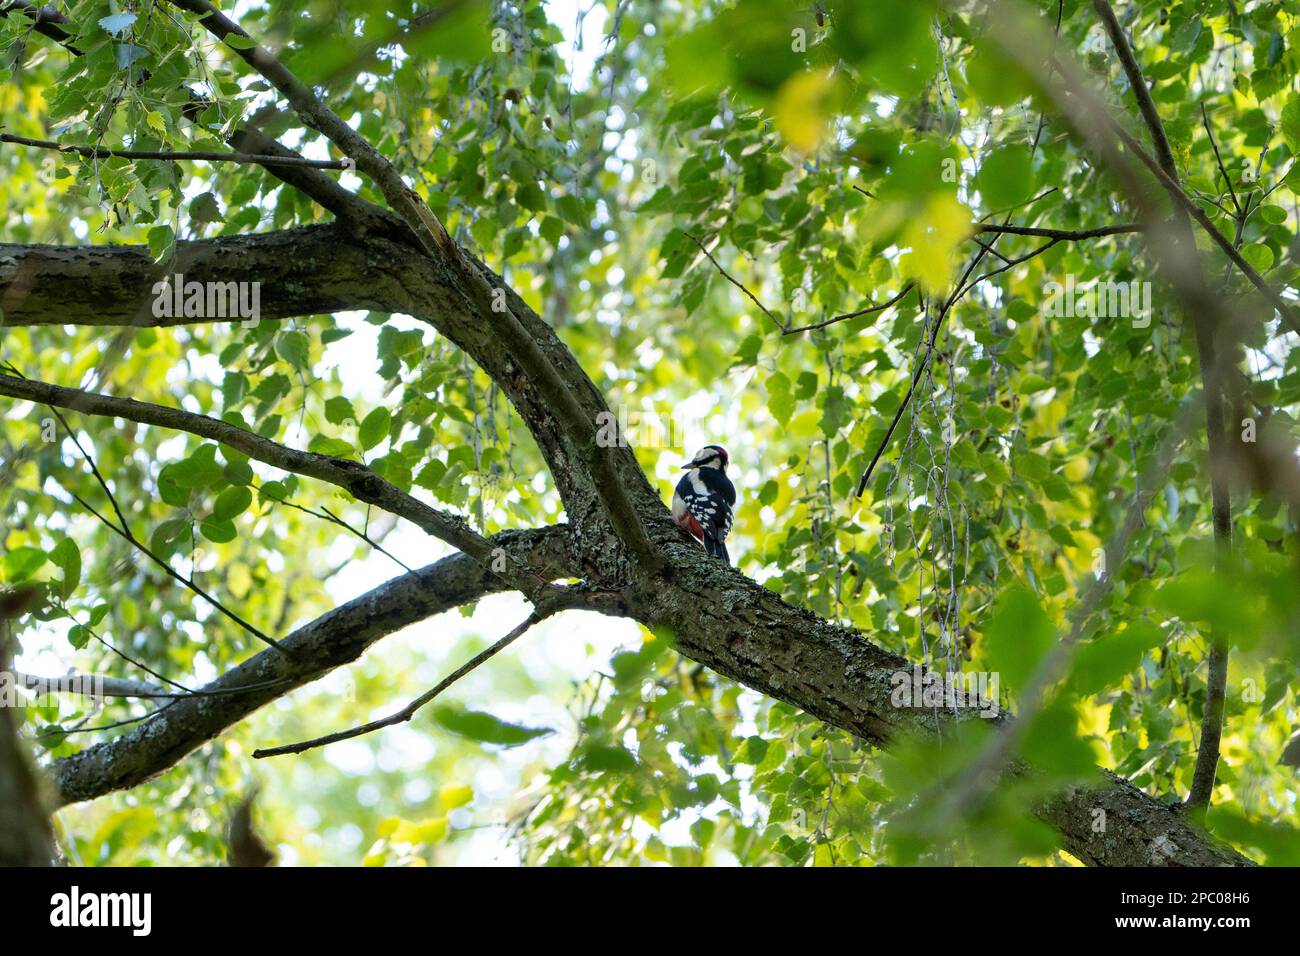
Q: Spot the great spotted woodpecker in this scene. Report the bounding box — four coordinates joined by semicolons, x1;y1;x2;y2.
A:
672;445;736;564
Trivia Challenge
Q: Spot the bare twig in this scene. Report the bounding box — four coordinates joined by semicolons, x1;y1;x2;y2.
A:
685;232;785;332
784;283;918;335
252;611;549;758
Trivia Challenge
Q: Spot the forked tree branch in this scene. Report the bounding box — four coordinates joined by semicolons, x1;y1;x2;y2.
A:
49;525;579;804
163;0;665;573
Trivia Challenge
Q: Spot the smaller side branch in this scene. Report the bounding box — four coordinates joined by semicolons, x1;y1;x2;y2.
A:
975;222;1142;240
853;245;993;497
685;232;786;332
50;524;578;805
13;672;173;699
1060;59;1300;336
689;224;1137;339
166;0;455;256
14;370;290;655
0;372;547;597
0;133;351;170
252;611;549;758
1200;102;1242;218
0;1;81;53
783;283;919;335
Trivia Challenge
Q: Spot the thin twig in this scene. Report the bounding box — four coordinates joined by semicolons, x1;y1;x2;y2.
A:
783;283;918;335
67;490;290;654
252;611;549;758
1199;102;1241;217
685;232;785;332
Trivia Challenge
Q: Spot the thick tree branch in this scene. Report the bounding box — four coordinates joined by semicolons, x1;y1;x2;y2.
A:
164;0;663;573
48;525;577;805
638;535;1251;866
0;225;409;327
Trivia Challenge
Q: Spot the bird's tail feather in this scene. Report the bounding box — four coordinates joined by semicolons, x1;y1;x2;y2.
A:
704;536;730;565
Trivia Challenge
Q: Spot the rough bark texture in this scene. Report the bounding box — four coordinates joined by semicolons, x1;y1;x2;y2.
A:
635;541;1249;867
0;225;412;327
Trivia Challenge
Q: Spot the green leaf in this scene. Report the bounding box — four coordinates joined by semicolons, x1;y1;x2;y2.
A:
555;194;589;226
982;586;1054;690
1018;374;1053;394
309;435;356;458
170;445;225;489
1242;243;1275;271
150;518;190;557
324;396;356;426
578;744;639;773
147;225;175;263
275;331;310;370
199;517;238;544
1068;621;1164;696
98;13;137;36
1282;96;1300;154
432;706;551;747
48;538;80;599
258;481;290;503
1019;699;1096;778
212;485;253;521
68;624;90;650
189;191;224;224
358;407;392;451
4;547;47;583
977;147;1034;210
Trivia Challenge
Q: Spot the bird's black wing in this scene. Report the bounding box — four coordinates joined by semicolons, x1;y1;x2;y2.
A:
697;469;735;543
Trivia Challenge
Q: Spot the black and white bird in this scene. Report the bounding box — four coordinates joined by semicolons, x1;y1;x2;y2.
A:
672;444;736;564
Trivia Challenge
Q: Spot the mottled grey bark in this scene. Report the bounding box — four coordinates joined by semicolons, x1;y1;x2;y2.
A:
0;225;413;327
634;539;1250;867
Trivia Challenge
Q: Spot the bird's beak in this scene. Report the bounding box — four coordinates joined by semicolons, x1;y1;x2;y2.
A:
681;455;704;469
